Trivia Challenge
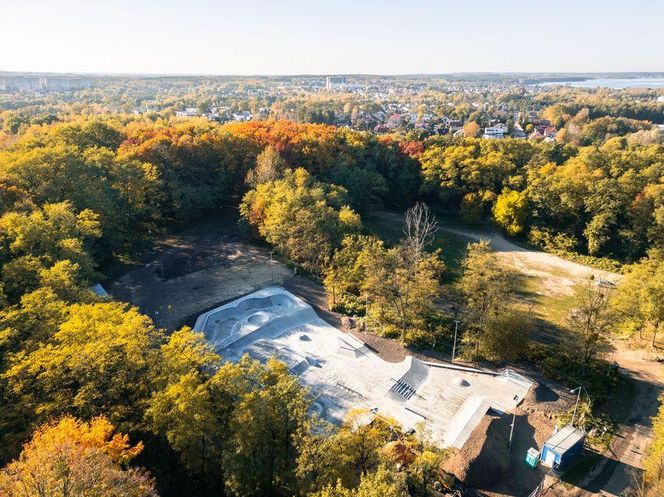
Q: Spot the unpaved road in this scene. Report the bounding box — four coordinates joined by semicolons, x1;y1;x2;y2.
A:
439;227;621;296
437;225;661;497
590;347;662;496
543;347;663;497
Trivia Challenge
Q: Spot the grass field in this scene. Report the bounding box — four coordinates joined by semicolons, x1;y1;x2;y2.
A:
364;210;470;282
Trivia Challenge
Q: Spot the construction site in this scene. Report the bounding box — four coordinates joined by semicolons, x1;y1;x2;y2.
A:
194;287;534;449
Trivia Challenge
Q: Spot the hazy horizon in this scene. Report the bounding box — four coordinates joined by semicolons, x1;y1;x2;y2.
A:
2;70;664;78
2;0;663;75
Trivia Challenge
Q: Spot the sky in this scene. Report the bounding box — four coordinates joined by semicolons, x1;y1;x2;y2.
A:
1;0;663;75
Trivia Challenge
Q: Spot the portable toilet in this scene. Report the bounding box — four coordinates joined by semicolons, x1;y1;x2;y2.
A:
525;448;540;469
540;425;585;468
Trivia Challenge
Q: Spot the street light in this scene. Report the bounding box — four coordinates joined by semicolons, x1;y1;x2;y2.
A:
451;319;460;362
570;386;583;427
507;411;516;450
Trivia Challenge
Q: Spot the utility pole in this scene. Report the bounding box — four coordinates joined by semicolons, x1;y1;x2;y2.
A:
508;411;516;450
451;319;460;362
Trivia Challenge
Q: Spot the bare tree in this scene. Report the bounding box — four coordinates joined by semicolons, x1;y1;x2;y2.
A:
403;202;438;264
627;468;646;497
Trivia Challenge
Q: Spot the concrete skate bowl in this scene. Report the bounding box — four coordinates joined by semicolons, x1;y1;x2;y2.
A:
198;292;302;349
271;292;296;309
248;311;270;325
388;357;430;402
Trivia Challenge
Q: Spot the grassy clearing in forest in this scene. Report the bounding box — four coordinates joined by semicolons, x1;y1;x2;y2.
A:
364;210;469;282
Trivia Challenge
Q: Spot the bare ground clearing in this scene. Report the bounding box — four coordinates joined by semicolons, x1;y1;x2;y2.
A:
108;209;293;331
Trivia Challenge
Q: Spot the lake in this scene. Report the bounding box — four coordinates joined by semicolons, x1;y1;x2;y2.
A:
541;77;664;89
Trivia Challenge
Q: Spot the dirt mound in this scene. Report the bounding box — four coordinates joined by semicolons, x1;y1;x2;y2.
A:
443;408;555;496
443;414;500;484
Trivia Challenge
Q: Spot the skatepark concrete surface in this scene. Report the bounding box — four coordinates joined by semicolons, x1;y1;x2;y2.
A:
194;287;533;448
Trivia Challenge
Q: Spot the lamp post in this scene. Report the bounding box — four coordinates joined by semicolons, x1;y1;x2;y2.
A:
570;386;583;427
451;319;460;362
270;250;274;283
508;411;516;450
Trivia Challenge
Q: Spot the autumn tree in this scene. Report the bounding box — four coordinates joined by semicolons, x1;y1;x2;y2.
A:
0;416;157;497
310;466;407;497
4;302;163;432
643;395;664;496
245;145;287;186
222;357;311;497
565;277;614;371
324;235;385;314
240;168;361;273
297;410;396;492
612;254;664;348
0;202;101;302
145;328;222;485
463;121;481;138
492;189;528;236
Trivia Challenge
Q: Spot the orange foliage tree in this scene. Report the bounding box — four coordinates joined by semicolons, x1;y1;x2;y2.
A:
0;416;157;497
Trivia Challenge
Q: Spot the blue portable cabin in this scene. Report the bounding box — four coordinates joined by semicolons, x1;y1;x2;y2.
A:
540;425;585;468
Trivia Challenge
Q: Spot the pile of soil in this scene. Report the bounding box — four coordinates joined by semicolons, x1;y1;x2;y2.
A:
443;407;556;496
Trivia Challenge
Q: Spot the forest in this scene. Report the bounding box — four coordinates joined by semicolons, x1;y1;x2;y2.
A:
0;113;663;496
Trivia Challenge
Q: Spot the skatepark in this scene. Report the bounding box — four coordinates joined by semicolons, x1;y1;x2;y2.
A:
194;287;533;448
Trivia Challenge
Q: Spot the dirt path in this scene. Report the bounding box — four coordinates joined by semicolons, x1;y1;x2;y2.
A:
439;227;621;294
435;226;663;496
544;346;663;497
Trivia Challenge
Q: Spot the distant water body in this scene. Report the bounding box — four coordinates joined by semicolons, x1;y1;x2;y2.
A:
541;77;664;89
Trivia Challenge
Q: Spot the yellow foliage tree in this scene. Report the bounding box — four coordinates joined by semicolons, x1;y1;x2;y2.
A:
0;416;156;497
492;189;528;236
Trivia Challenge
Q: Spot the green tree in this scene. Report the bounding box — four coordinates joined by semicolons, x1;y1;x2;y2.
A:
457;241;515;357
364;246;444;345
477;308;532;362
565;277;613;371
612;254;664;347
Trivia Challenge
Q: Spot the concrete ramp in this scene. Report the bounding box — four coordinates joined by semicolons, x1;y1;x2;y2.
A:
444;396;492;448
388;357;430;402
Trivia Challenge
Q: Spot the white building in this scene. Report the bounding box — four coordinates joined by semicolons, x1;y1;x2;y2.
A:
483;123;509;139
